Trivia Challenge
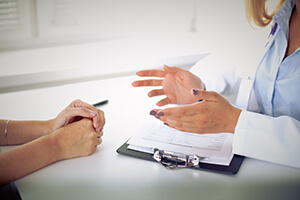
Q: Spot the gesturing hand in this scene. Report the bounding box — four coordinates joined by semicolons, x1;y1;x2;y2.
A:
150;88;242;134
50;99;105;133
132;65;205;106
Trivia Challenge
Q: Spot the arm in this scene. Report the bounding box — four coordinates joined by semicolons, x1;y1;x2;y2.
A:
132;53;241;107
234;111;300;168
0;119;102;186
0;120;52;146
0;99;105;146
150;88;300;168
0;99;105;185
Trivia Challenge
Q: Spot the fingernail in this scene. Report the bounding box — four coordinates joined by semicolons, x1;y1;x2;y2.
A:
157;112;164;117
90;111;96;116
150;110;157;116
193;88;198;95
198;99;203;102
163;122;169;126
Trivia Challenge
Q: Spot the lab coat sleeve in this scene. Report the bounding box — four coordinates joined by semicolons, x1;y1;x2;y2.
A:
234;110;300;168
190;53;241;96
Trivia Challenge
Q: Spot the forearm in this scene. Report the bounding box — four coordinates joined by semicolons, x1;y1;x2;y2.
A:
233;111;300;168
0;133;60;186
0;120;53;146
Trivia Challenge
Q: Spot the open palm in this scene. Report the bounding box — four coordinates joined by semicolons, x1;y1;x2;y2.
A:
132;65;205;106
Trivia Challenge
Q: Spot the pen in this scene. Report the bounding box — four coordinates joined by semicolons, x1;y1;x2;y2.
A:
93;100;109;107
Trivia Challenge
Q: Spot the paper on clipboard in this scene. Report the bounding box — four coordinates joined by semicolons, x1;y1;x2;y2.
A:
128;122;234;166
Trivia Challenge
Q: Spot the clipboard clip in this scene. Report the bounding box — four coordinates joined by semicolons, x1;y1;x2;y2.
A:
152;148;204;169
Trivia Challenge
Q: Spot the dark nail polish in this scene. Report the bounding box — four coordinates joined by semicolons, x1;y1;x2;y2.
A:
193;88;198;95
150;110;157;116
157;112;164;117
198;99;203;102
164;122;169;126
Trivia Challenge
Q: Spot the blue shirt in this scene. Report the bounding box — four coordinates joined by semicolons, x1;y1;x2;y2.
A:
253;0;300;121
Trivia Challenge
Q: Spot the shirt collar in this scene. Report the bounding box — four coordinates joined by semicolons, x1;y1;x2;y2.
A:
273;0;295;39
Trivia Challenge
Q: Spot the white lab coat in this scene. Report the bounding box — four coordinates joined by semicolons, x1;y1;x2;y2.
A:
190;52;300;168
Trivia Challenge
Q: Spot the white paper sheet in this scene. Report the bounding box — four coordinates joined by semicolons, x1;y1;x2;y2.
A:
128;122;234;166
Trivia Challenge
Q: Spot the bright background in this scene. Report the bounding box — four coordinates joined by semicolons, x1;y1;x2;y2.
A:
0;0;270;93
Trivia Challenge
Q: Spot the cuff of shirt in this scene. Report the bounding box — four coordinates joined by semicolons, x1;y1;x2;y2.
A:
232;109;248;156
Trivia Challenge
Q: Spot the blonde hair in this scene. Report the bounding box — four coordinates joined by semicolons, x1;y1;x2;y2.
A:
244;0;285;28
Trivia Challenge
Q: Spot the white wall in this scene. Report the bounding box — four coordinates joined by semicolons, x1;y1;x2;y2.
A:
0;0;197;49
0;0;270;92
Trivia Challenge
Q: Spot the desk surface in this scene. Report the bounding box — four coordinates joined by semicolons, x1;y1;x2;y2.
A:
0;76;300;200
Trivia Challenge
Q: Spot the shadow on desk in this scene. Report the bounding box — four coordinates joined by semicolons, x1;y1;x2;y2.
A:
0;182;22;200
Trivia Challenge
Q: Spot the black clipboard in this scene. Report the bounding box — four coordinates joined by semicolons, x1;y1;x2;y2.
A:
0;182;22;200
117;141;244;175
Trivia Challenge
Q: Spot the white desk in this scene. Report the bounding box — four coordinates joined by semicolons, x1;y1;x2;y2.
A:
0;76;300;200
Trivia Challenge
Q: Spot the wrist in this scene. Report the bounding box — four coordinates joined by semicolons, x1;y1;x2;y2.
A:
228;107;242;134
44;119;56;135
47;130;65;161
33;132;63;164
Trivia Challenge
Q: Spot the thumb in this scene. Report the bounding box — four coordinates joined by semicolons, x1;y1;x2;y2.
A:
163;65;177;74
191;88;218;102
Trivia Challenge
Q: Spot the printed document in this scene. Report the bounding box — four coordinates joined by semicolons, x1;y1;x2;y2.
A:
128;122;234;166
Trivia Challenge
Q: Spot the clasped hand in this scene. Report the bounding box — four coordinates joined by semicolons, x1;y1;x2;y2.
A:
49;99;105;159
51;99;105;133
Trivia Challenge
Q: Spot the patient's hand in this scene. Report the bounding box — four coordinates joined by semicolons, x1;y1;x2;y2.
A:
52;119;103;160
49;99;105;134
